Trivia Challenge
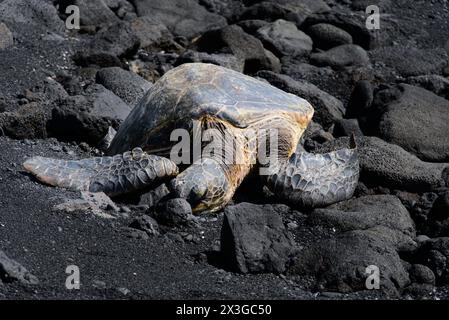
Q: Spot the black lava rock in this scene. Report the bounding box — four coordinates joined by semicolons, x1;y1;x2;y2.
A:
370;46;448;78
129;215;160;236
370;84;449;162
122;227;150;240
176;50;244;73
154;198;193;227
238;2;292;23
237;19;269;36
310;44;370;69
129;16;173;50
409;264;436;285
193;25;280;74
47;84;131;145
306;23;353;50
415;237;449;284
430;192;449;221
131;0;227;39
238;0;329;27
199;0;244;20
0;0;65;34
0;22;13;50
346;80;373;119
289;228;411;296
255;19;313;58
220;203;296;274
333;118;364;138
308;195;416;239
56;0;119;28
303;10;388;50
138;184;171;208
405;75;449;100
96;67;152;107
74;20;141;69
0;251;39;285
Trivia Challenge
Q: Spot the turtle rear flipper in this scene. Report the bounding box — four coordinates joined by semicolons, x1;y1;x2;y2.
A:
23;148;179;196
265;140;359;208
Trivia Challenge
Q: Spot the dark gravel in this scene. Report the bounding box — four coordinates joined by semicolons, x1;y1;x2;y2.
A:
1;0;449;300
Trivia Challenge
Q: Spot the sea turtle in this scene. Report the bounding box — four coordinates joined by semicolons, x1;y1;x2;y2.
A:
23;63;359;213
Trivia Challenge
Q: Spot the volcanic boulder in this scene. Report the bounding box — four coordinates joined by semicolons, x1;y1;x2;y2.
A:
255;19;313;58
371;84;449;162
0;251;39;285
131;0;227;39
96;67;152;107
310;44;370;69
220;203;296;274
306;23;353;50
193;24;281;74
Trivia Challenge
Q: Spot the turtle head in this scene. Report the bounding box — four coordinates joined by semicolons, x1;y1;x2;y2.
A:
169;174;208;205
168;158;231;213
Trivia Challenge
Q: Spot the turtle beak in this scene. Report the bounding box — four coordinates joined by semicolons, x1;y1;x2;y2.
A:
168;176;207;207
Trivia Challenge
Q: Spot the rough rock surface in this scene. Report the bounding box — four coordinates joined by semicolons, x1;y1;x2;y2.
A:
333;119;364;138
290;228;411;295
131;0;227;39
47;84;131;144
309;195;416;238
346;80;373;119
0;251;39;285
59;0;119;28
255;19;313;58
302;10;394;50
370;47;448;78
220;203;296;274
129;215;160;236
54;191;120;219
239;0;330;27
0;0;65;34
80;21;141;61
0;22;13;50
129;16;173;50
194;25;281;73
405;75;449;100
176;50;244;73
306;23;353;50
415;238;449;284
310;44;370;69
372;84;449;162
153;198;193;227
96;67;152;107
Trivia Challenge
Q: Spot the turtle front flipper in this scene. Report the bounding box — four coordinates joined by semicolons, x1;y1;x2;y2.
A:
23;148;179;196
264;138;359;209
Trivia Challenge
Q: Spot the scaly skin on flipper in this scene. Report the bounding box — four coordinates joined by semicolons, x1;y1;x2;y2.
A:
265;139;359;209
23;148;178;196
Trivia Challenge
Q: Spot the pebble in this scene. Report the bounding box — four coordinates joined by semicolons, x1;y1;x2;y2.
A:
287;222;298;230
117;287;131;296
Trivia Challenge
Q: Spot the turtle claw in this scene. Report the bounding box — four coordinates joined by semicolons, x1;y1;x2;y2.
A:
97;126;117;152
